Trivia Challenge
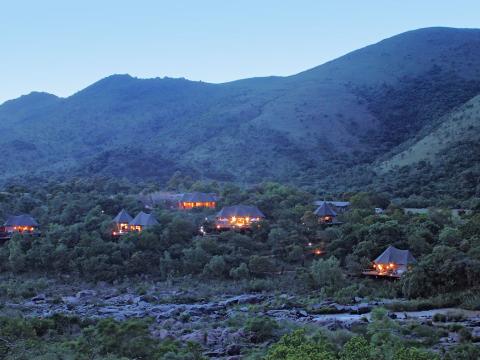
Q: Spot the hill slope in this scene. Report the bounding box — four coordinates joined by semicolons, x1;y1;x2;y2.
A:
379;95;480;171
1;27;480;190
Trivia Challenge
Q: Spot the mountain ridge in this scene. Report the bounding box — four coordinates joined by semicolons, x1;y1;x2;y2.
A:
1;27;479;198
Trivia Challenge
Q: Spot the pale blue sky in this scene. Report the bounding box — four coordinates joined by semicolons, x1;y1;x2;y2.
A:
1;0;479;103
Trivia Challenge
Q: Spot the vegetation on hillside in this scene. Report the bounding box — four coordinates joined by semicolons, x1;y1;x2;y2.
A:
0;28;479;193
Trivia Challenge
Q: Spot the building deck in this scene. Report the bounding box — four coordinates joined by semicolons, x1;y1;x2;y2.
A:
362;270;401;279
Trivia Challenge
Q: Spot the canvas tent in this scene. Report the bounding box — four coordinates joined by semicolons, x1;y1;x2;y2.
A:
366;245;417;277
129;212;159;231
179;192;217;209
314;202;339;224
112;209;133;235
215;205;265;230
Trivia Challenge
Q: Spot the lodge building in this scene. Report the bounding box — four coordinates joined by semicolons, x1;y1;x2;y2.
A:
0;214;40;240
363;245;416;278
314;201;339;224
178;192;217;210
129;211;159;232
112;210;159;235
112;209;133;236
215;205;265;230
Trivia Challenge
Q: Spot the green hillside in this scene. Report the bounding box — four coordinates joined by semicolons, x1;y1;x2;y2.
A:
0;27;480;194
379;95;480;170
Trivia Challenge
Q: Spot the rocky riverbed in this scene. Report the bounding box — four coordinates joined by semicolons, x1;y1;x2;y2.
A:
2;283;480;358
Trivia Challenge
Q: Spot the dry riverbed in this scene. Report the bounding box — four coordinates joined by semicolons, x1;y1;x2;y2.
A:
1;278;480;358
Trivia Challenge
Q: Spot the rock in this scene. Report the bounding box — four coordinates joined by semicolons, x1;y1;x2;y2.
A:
139;294;157;303
204;350;225;357
76;290;97;298
181;330;207;343
266;309;291;319
220;294;265;307
471;327;480;339
388;312;397;319
297;309;308;317
226;344;241;355
31;294;46;303
155;305;185;319
152;329;170;340
62;296;80;305
350;304;371;315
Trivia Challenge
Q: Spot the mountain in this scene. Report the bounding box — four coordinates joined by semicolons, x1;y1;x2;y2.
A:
1;27;480;197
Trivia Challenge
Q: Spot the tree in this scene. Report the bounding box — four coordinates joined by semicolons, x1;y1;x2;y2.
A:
203;255;227;278
309;257;344;293
265;329;336;360
245;317;279;343
439;227;461;246
394;346;439;360
8;235;27;273
340;336;372;360
248;255;276;275
367;307;401;358
229;263;250;280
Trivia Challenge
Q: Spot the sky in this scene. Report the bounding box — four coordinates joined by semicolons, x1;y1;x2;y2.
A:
1;0;479;103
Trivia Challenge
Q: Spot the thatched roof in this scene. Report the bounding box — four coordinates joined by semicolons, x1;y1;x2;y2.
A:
313;200;351;208
374;246;416;265
129;212;159;227
217;205;265;219
113;209;133;224
314;202;337;217
4;214;38;227
180;192;217;203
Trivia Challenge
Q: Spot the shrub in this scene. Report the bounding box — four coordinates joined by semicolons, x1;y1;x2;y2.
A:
245;317;279;343
248;255;277;275
203;255;227;278
309;256;345;293
340;336;372;360
229;262;250;280
265;329;336;360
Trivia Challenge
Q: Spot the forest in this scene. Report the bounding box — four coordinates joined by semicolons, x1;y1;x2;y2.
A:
0;174;479;359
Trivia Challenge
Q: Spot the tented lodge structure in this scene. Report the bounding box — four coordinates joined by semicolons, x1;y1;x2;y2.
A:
215;205;265;230
112;209;133;236
314;201;339;224
0;214;40;239
363;245;417;278
129;211;159;232
314;200;351;213
179;192;217;209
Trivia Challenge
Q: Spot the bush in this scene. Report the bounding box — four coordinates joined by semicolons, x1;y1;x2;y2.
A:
229;262;250;280
203;255;227;278
310;257;345;294
265;329;336;360
248;255;276;275
245;317;279;343
340;336;371;360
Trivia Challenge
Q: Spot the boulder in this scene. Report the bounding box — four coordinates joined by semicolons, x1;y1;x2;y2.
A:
297;309;309;317
226;344;241;355
180;330;207;343
31;294;46;303
220;294;265;307
62;296;80;305
76;290;97;298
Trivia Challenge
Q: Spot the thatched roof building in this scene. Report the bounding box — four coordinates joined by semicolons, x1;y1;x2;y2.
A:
179;192;217;209
130;212;159;231
4;214;39;227
113;209;133;224
215;205;265;230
